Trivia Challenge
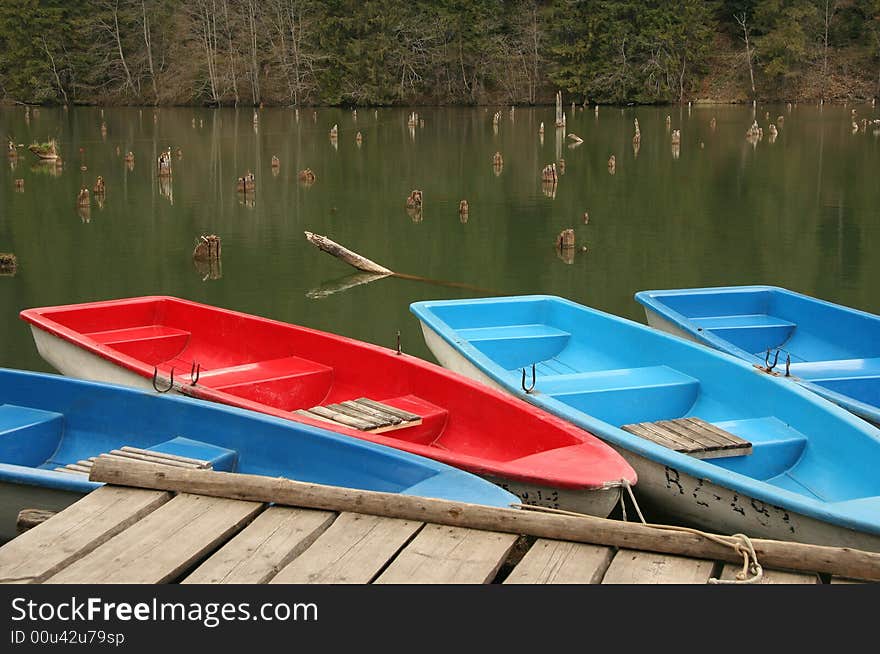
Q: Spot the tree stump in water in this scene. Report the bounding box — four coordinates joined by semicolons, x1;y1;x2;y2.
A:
193;234;222;262
0;253;17;275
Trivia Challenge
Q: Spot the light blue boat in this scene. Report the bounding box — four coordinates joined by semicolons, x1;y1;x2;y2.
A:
635;285;880;427
0;368;517;540
411;295;880;550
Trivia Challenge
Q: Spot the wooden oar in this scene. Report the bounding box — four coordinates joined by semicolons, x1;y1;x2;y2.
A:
304;231;505;297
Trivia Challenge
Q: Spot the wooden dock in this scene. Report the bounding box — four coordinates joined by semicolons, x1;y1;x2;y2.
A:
0;458;876;585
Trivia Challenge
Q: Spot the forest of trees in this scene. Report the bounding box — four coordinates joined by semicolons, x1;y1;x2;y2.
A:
0;1;878;107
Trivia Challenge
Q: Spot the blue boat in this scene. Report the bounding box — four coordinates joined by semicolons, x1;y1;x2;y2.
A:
411;295;880;551
0;368;517;540
635;285;880;427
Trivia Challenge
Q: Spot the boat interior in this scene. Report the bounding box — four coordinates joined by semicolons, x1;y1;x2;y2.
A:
422;297;880;511
0;369;480;494
25;298;590;466
642;287;880;409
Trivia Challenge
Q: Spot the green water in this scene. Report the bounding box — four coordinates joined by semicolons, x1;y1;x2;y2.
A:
1;104;878;374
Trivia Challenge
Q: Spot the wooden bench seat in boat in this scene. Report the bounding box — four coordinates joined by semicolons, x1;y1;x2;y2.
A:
54;446;212;476
689;314;796;353
50;437;237;476
536;366;700;425
86;325;191;363
621;418;752;459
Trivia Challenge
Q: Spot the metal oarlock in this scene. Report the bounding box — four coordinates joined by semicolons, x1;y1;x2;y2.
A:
152;366;174;393
190;361;201;385
521;363;536;394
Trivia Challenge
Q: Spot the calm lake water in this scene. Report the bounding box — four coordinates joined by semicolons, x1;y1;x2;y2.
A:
1;103;878;376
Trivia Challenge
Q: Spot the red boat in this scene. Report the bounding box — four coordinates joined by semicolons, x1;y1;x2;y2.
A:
20;296;636;516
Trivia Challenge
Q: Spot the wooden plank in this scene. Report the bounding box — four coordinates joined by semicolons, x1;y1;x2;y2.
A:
327;403;393;428
0;486;171;584
304;406;375;430
89;459;880;582
621;418;752;459
718;563;819;584
54;465;89;475
376;525;518;584
602;549;715;584
119;446;209;467
504;539;615;584
45;494;262;584
831;577;866;584
106;449;206;469
341;400;402;424
355;397;421;422
270;512;421;584
182;507;336;584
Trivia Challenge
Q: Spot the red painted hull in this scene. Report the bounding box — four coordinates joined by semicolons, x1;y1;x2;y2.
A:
21;296;636;491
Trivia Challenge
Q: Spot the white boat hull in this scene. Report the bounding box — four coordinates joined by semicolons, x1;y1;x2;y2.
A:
29;325;621;518
418;319;880;551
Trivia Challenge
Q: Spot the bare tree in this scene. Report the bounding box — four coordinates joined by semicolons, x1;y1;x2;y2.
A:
97;0;137;95
735;12;756;98
245;0;261;105
141;0;159;103
220;0;240;106
41;37;69;105
190;0;221;104
821;0;839;78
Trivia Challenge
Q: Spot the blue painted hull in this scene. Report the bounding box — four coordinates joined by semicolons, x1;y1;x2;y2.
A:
635;285;880;426
411;295;880;549
0;368;518;514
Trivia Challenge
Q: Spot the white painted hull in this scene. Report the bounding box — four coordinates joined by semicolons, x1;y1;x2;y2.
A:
30;325;621;518
418;319;880;551
31;326;171;393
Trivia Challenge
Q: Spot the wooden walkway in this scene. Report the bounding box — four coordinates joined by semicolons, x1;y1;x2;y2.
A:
0;460;875;585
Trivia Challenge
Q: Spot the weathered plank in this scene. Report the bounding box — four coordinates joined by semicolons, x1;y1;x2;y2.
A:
504;539;615;584
88;458;880;582
602;549;715;584
719;563;819;584
376;525;517;584
183;507;336;584
16;509;57;534
0;486;170;584
45;494;262;584
270;512;421;584
622;418;752;459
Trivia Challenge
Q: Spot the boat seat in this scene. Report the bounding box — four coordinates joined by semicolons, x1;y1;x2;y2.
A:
621;417;752;459
52;445;213;477
196;355;333;388
690;314;795;353
459;324;571;370
0;404;65;467
704;417;808;479
537;366;700;425
296;397;422;434
788;357;880;382
86;325;191;363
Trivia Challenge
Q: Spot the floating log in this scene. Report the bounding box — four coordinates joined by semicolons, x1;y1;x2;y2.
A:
671;129;681;145
17;509;56;534
193;234;222;262
355;132;363;145
304;231;393;275
88;458;880;582
492;152;503;166
458;200;469;217
124;151;134;163
93;176;105;195
607;155;616;174
14;179;24;190
297;168;317;184
567;133;583;144
271;155;280;168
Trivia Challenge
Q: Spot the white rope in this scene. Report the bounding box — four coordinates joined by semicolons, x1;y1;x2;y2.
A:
708;533;764;584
